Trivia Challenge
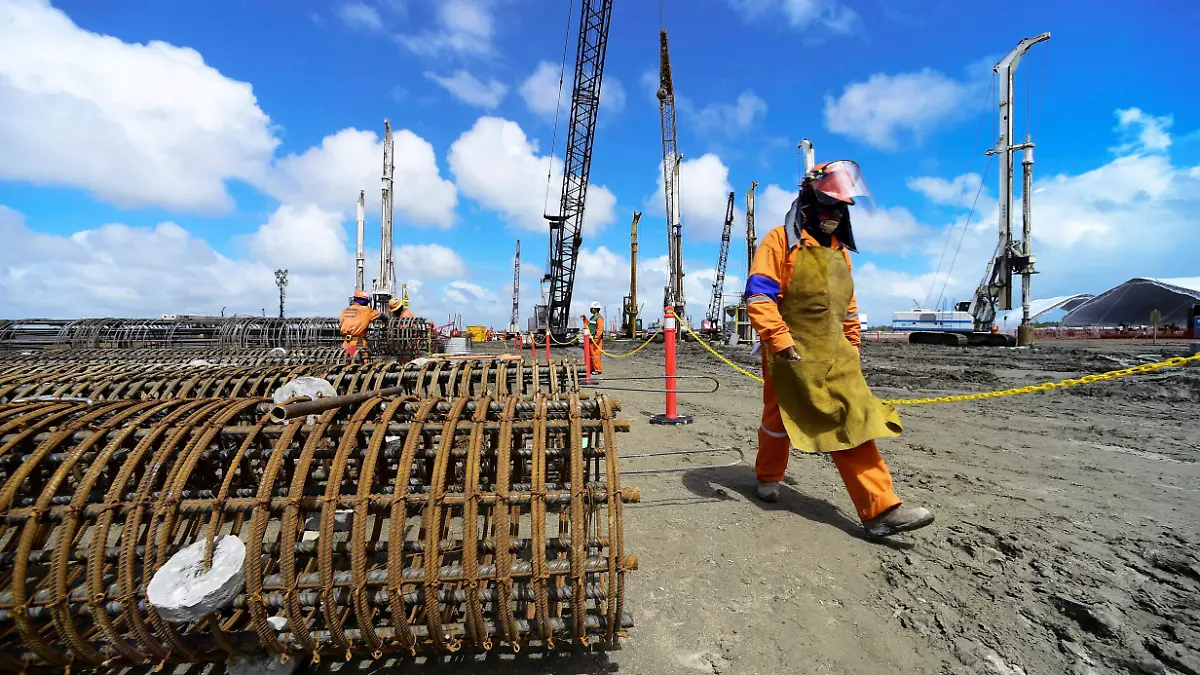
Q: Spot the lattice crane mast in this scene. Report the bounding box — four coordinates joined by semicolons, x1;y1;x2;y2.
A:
706;192;735;332
543;0;614;339
657;29;685;321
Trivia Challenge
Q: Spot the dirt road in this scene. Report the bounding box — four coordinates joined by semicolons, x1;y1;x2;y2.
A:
314;337;1198;675
530;337;1199;675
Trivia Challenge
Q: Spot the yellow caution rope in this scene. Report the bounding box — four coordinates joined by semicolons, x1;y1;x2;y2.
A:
676;319;1200;405
586;327;663;359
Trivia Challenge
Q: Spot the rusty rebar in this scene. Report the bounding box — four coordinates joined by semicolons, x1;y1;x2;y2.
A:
0;391;633;671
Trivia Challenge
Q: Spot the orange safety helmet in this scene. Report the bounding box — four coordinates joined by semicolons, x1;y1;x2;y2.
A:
351;290;370;305
803;160;872;208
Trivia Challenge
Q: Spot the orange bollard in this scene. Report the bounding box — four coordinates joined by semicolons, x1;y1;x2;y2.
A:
650;306;693;425
582;326;592;384
544;330;551;364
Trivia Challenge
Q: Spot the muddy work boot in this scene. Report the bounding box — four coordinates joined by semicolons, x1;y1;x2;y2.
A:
756;481;781;503
863;504;934;539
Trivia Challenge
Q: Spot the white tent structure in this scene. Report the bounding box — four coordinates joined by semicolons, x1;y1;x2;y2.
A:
996;294;1094;328
1061;278;1200;328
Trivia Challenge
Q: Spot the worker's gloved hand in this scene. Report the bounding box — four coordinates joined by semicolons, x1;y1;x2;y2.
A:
776;345;802;362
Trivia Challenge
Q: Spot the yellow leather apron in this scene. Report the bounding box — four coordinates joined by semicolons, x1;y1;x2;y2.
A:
769;244;902;453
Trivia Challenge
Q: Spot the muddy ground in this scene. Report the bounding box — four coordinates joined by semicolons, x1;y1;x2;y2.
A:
300;337;1200;675
389;336;1199;675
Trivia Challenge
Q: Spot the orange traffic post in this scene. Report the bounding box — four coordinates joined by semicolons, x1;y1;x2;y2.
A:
582;326;593;384
650;306;693;425
544;330;551;364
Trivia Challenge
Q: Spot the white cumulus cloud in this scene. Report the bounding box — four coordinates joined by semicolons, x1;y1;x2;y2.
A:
648;153;741;241
725;0;858;33
259;127;457;228
680;91;767;137
338;2;383;31
1111;107;1173;155
0;0;279;213
447;116;618;235
824;68;976;151
395;243;467;280
424;70;507;109
398;0;495;58
519;61;565;119
248;204;350;272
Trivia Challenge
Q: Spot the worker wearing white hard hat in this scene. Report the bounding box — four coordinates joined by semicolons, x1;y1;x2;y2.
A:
582;301;604;375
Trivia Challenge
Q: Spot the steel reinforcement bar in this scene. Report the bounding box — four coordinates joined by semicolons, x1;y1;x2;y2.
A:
0;392;635;672
0;358;585;403
0;316;439;357
0;346;350;367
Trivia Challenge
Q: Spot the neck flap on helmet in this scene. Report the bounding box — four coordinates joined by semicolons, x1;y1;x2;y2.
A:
784;186;858;253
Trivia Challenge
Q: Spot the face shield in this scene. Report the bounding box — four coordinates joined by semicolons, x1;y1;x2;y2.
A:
807;160;875;213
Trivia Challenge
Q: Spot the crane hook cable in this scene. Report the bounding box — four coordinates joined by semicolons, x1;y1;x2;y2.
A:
671;317;1200;406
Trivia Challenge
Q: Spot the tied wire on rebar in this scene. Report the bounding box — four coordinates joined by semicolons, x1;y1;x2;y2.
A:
0;391;638;671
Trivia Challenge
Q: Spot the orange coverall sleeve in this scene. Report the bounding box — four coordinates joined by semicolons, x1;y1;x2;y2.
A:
743;227;793;354
841;249;861;347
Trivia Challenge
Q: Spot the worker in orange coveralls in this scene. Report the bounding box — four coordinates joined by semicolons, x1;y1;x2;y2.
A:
388;297;416;319
744;160;934;539
340;290;382;363
582;301;604;375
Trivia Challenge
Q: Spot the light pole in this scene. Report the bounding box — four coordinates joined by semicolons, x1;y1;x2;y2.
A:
275;269;289;318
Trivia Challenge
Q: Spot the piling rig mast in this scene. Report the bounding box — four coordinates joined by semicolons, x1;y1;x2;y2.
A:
745;181;759;277
543;0;615;340
976;32;1049;346
372;120;397;310
622;212;641;338
509;240;521;333
705;192;735;333
658;29;685;322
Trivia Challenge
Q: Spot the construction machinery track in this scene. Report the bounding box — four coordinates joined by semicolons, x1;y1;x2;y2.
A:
0;391;635;671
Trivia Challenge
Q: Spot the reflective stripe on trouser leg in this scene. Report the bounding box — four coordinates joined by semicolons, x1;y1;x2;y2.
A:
756;349;790;483
592;339;603;373
831;439;902;522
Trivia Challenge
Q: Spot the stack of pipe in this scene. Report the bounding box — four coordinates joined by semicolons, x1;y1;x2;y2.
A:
0;347;349;367
0;392;635;671
0;358;585;403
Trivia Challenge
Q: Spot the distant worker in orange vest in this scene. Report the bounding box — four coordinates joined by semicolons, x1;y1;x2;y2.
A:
582;301;604;375
744;160;933;539
340;290;381;363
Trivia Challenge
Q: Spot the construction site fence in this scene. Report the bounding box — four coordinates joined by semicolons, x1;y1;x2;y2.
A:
0;316;441;356
0;391;635;671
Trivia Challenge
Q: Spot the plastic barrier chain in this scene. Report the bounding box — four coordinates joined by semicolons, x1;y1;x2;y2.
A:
675;318;1200;406
585;327;663;360
550;332;580;346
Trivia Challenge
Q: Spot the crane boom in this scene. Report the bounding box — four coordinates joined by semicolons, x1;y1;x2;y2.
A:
706;192;735;328
658;29;685;320
544;0;614;338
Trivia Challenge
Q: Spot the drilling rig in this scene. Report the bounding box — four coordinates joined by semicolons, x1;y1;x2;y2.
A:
733;182;759;345
371;120;397;310
509;240;521;334
705;192;735;336
540;0;614;342
622;212;641;338
658;29;686;323
898;33;1049;347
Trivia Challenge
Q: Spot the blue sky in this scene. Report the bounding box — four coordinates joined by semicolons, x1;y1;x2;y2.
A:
1;0;1198;327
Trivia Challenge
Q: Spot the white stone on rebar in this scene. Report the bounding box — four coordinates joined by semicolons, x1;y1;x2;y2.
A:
147;536;246;623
